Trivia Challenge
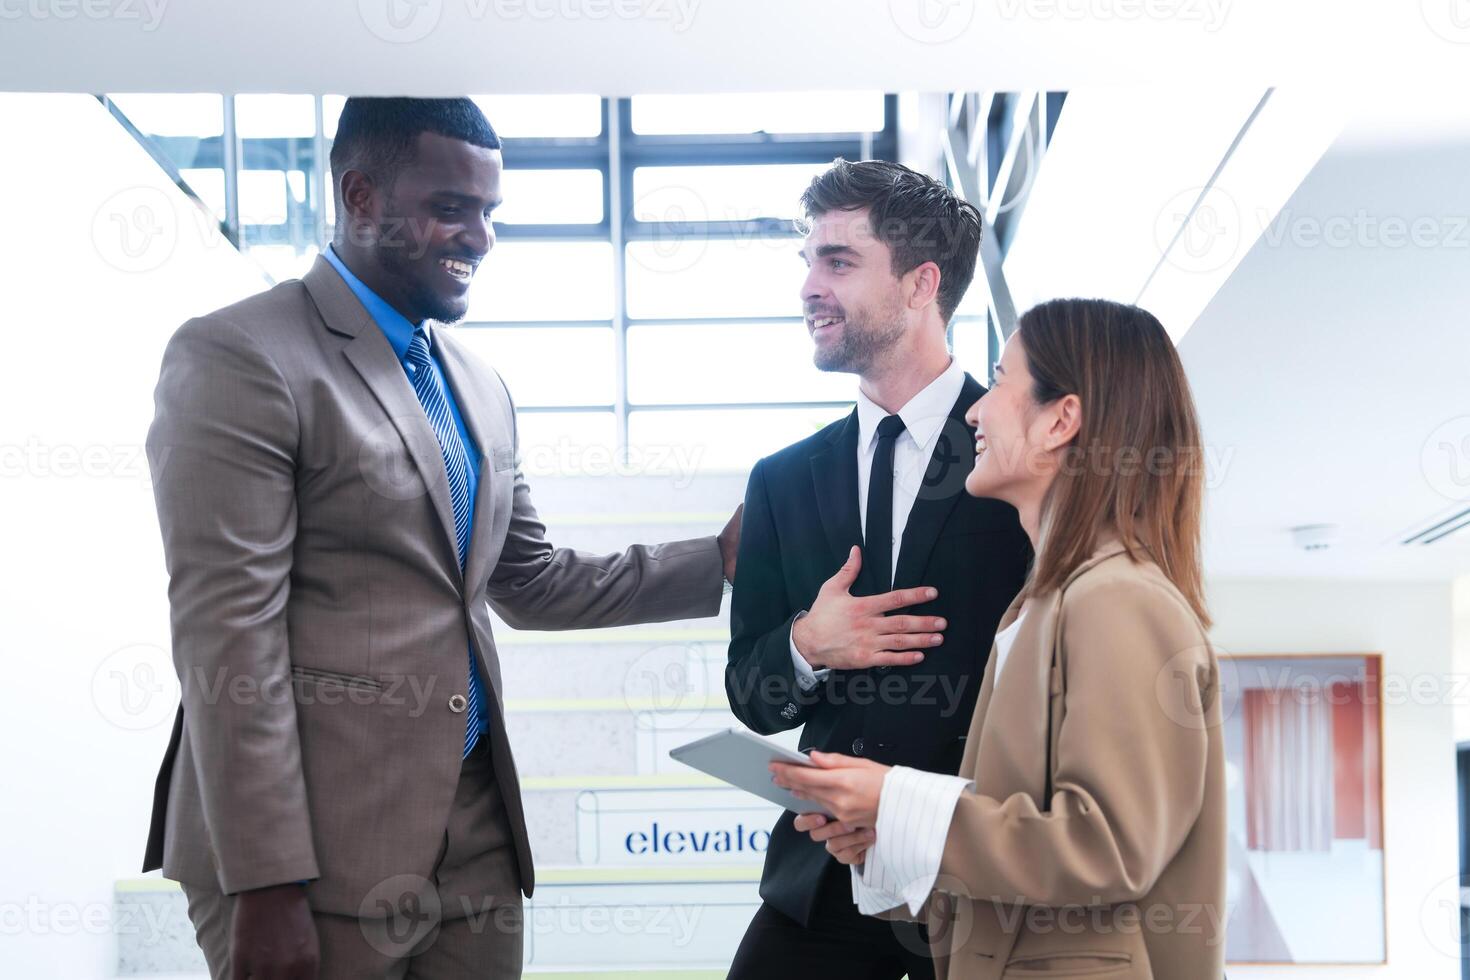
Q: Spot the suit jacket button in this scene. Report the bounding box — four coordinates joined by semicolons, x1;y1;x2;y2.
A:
448;694;467;713
851;737;864;755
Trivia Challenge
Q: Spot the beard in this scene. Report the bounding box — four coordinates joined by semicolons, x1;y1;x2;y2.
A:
811;296;905;374
373;215;469;325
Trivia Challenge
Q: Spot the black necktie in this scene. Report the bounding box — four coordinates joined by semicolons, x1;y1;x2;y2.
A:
865;414;907;595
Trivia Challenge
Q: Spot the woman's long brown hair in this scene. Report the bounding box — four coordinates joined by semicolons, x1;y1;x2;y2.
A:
1017;298;1210;627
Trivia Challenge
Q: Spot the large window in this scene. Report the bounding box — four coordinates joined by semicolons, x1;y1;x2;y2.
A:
481;94;897;474
103;93;907;474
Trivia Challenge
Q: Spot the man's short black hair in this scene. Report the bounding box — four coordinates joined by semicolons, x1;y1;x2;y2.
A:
799;158;982;323
329;97;501;214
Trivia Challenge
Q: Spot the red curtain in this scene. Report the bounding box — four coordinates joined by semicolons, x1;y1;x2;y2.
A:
1243;661;1382;852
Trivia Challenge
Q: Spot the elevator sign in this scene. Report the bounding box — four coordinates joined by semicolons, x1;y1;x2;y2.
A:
576;788;781;866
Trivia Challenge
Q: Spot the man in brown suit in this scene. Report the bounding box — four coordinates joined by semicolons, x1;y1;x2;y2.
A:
143;97;740;979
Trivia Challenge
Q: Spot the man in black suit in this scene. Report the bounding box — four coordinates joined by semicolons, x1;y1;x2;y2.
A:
725;159;1031;978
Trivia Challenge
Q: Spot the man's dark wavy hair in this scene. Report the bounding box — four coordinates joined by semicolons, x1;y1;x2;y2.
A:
799;158;982;323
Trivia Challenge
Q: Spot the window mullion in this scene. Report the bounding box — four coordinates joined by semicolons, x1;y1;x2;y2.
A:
608;97;631;457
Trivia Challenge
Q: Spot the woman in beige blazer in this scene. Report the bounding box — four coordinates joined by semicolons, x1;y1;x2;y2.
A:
773;297;1226;979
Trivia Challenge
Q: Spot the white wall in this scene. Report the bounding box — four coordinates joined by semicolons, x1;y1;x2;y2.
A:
1456;577;1470;744
0;93;265;978
1208;577;1460;979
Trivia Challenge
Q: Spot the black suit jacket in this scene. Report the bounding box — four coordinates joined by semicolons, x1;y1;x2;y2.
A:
725;372;1031;926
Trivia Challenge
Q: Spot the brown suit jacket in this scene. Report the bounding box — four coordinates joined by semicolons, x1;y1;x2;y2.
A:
142;255;723;914
911;534;1225;980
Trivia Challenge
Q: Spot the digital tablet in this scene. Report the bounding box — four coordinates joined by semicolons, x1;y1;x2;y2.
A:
669;728;829;814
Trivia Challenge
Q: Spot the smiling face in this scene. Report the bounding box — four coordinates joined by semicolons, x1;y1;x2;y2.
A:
963;331;1080;504
343;130;503;325
797;207;908;375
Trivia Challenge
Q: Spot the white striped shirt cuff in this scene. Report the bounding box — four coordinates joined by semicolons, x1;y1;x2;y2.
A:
851;765;972;916
850;863;904;915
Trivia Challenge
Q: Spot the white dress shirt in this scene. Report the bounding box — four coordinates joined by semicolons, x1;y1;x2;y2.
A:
989;608;1026;681
789;357;967;688
849;608;1029;914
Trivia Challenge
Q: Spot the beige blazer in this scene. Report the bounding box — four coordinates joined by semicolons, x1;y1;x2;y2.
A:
912;533;1226;980
142;255;723;914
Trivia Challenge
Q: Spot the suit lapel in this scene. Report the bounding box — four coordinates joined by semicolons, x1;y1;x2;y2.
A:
892;374;984;591
436;331;510;596
809;409;865;583
303;257;463;582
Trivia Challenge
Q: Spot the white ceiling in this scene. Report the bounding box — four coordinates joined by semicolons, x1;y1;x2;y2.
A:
1000;86;1348;343
1182;109;1470;581
4;0;1470;95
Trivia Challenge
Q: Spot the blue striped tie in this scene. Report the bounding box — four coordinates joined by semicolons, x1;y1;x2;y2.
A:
405;326;484;758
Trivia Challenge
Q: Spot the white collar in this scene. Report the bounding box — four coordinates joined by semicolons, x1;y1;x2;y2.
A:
855;356;966;455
